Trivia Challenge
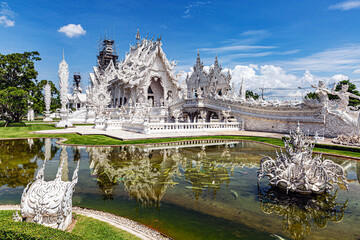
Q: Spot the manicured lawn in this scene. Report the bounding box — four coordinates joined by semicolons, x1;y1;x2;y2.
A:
0;210;140;240
72;214;140;240
0;123;359;158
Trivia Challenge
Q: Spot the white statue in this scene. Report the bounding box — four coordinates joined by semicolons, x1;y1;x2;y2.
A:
43;82;53;122
258;124;347;194
56;52;73;127
331;83;360;112
239;78;246;100
19;147;80;231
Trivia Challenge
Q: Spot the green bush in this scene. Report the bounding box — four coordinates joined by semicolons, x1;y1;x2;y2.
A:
0;122;27;127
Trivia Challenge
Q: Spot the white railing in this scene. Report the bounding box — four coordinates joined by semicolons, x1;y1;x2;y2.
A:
107;120;242;133
147;121;242;133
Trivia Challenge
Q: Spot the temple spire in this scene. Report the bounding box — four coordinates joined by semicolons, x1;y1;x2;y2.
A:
135;29;140;42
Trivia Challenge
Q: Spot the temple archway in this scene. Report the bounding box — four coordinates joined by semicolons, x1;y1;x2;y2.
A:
147;77;164;106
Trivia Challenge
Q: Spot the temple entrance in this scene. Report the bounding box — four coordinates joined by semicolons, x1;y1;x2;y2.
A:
147;77;164;106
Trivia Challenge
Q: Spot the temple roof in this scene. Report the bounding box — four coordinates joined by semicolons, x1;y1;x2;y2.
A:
90;32;179;89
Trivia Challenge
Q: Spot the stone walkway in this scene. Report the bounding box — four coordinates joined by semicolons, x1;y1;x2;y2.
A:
33;125;286;141
0;205;171;240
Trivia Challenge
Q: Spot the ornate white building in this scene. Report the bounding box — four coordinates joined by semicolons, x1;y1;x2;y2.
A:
59;30;360;137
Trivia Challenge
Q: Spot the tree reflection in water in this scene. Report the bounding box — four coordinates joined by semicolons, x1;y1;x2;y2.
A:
258;185;348;240
88;146;181;206
0;138;58;188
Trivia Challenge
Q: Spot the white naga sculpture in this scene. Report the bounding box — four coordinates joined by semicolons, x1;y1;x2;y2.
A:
56;53;73;127
18;147;80;230
43;82;52;122
258;124;347;194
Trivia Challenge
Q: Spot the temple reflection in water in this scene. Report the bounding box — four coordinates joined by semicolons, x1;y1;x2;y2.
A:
258;186;347;240
87;140;265;204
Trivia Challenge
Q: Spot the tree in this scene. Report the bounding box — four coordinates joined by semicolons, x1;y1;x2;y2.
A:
31;80;61;115
246;90;260;100
0;52;42;125
0;51;41;90
0;87;29;126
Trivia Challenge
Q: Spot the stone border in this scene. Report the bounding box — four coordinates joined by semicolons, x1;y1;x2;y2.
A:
1;135;359;160
0;205;172;240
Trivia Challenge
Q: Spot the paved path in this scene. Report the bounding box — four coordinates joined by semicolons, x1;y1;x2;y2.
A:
33;125;286;141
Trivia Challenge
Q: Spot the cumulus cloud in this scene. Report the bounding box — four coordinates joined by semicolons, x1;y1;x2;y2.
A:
58;24;86;38
330;74;349;82
329;1;360;10
0;2;15;27
177;63;352;99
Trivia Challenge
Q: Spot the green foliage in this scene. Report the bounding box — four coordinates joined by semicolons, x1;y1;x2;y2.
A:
246;90;260;100
0;87;30;125
304;92;318;100
31;80;61;114
0;52;41;90
0;52;56;125
0;211;82;240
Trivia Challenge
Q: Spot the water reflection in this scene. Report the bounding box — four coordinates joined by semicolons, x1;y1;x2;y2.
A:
258;186;348;240
88;146;181;205
0;138;58;188
87;141;261;204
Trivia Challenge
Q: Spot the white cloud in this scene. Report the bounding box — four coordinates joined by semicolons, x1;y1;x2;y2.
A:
278;44;360;72
199;45;277;53
0;2;15;27
0;2;14;17
183;1;211;19
0;15;14;27
329;1;360;10
330;74;349;82
177;62;355;99
58;24;86;38
353;68;360;74
241;30;268;36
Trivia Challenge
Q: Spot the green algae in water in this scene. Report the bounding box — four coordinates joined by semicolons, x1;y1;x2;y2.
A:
1;138;360;240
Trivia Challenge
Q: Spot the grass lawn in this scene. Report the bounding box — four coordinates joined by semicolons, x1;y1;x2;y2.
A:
72;214;140;240
0;123;359;158
0;210;139;240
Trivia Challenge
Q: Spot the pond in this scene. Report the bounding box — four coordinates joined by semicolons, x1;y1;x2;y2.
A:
0;138;359;240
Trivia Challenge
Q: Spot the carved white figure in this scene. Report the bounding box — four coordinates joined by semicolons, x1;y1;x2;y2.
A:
20;146;80;230
310;80;332;107
43;82;53;121
331;83;360;111
59;54;69;112
56;53;73;127
258;124;347;194
172;109;182;122
239;78;246;100
222;106;231;122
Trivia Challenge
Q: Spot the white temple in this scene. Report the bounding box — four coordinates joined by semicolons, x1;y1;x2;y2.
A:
56;30;360;137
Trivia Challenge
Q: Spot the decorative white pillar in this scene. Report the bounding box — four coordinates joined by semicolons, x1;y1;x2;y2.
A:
43;82;53;121
56;52;73;127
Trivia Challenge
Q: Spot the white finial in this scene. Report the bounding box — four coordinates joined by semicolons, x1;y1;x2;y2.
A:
63;49;65;61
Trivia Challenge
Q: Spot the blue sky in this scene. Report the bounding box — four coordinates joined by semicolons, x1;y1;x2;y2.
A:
2;0;360;98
